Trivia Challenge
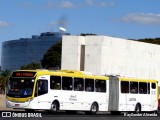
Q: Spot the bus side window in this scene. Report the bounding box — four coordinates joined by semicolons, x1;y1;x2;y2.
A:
130;82;138;94
85;79;94;92
50;76;61;90
62;77;73;90
121;81;129;93
74;78;84;91
95;80;106;92
37;80;48;96
148;83;150;94
151;83;156;89
139;82;147;94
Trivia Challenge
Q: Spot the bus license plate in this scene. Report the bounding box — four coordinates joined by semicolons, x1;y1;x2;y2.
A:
15;104;20;107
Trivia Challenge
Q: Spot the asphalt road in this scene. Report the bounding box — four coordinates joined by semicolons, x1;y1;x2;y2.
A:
0;111;159;120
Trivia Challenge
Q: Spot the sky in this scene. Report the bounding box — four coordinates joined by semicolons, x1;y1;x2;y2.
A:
0;0;160;42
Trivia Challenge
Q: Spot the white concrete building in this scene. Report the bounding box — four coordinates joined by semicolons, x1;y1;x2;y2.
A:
61;35;160;86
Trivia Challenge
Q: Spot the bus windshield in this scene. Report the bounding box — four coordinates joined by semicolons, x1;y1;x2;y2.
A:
6;78;35;98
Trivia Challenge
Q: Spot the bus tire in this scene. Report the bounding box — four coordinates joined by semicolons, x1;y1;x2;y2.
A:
50;101;59;113
85;103;98;115
135;103;141;113
90;102;98;114
152;110;158;114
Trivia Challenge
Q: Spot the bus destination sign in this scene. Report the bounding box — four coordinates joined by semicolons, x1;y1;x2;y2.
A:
12;72;36;78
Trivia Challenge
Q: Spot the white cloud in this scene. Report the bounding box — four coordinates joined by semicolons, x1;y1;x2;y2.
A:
99;1;114;7
86;0;94;6
46;0;114;9
0;21;10;27
60;1;75;8
45;0;76;9
121;13;160;25
86;0;114;7
45;0;56;8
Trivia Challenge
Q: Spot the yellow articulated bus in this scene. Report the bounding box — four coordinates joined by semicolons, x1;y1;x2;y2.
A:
6;69;159;114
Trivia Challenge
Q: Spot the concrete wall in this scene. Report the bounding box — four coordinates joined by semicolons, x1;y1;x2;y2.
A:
61;35;160;86
61;36;85;70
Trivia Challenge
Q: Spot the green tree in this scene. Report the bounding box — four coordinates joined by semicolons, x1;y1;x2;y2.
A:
138;38;160;45
41;40;62;69
0;69;11;93
20;62;41;70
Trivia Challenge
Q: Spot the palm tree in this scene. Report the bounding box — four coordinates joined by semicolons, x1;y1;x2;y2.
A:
0;69;11;94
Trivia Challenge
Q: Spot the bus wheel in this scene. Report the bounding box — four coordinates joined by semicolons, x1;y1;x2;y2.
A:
135;104;141;113
50;101;59;113
90;103;98;114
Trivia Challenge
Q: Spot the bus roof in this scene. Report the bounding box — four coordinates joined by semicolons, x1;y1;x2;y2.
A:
11;70;158;82
119;77;157;83
12;69;109;80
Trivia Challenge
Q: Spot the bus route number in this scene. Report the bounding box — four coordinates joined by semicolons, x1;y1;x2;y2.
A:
69;95;77;101
12;72;36;77
129;98;136;101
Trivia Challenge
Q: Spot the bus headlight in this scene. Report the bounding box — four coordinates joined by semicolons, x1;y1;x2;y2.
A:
26;98;33;102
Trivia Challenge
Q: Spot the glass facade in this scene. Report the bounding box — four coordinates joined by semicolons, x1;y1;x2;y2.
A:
1;32;70;71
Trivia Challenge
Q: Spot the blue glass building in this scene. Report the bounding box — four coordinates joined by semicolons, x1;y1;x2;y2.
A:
1;32;69;71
